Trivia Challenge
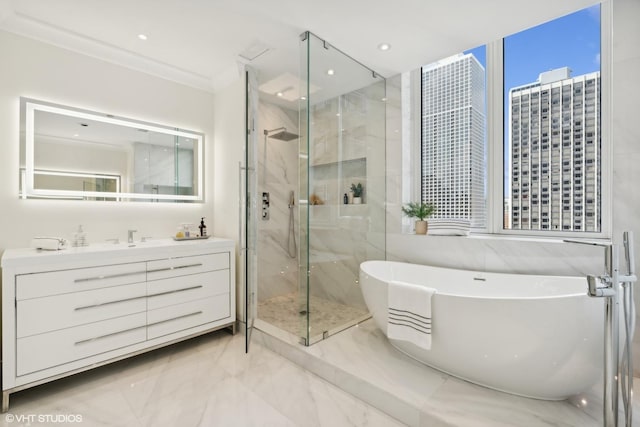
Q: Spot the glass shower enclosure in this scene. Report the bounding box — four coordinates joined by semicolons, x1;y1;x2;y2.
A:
298;32;386;345
244;31;385;349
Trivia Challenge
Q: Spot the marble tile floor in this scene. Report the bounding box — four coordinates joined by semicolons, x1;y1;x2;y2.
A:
1;329;402;427
258;293;370;342
255;319;640;427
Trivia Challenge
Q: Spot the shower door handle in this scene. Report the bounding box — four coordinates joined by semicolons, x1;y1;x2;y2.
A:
239;161;247;252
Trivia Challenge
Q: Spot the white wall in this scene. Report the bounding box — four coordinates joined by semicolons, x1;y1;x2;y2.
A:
0;30;215;251
212;78;245;319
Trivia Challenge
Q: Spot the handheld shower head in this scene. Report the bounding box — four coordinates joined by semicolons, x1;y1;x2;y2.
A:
288;191;295;208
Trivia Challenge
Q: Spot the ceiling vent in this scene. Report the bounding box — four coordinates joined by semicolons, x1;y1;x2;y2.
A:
238;41;271;63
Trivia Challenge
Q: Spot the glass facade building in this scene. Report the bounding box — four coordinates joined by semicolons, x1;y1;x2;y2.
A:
421;53;486;228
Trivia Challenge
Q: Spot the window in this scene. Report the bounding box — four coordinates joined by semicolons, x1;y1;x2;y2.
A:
420;47;487;228
420;3;607;237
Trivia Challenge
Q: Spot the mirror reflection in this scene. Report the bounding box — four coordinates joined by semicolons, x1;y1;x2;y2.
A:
20;98;203;202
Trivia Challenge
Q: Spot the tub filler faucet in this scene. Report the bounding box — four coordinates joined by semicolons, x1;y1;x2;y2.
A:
564;232;637;427
128;229;137;244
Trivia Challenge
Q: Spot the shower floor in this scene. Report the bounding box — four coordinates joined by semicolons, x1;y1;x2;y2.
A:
258;293;370;342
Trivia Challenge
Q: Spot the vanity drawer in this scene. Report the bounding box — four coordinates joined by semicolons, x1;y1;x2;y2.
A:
16;313;146;376
147;295;230;340
146;253;228;281
147;269;229;310
17;282;147;338
16;262;147;300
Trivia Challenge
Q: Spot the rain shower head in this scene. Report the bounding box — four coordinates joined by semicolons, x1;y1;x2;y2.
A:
269;130;299;141
264;127;299;141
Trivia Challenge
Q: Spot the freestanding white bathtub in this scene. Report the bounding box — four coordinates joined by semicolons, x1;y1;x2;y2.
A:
359;260;605;400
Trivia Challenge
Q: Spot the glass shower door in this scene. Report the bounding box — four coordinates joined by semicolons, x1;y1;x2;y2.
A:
299;32;386;345
244;67;259;352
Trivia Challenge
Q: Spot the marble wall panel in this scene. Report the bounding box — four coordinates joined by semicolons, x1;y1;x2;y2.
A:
306;82;386;310
257;101;300;302
611;0;640;374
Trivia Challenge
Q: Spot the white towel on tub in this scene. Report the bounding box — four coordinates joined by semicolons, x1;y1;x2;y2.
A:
387;280;435;350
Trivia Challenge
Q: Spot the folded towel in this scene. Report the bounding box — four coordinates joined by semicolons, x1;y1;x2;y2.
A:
30;237;68;251
387;280;436;350
428;218;471;236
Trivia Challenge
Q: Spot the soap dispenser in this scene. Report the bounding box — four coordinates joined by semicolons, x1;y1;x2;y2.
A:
73;225;88;247
199;217;207;237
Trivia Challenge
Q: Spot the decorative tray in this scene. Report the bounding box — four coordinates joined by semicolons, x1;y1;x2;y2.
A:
172;235;211;241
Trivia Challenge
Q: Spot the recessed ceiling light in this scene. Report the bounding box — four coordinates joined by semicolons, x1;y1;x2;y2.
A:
378;43;391;51
327;69;335;76
381;97;387;102
73;133;79;137
138;34;148;41
300;96;306;100
276;92;284;97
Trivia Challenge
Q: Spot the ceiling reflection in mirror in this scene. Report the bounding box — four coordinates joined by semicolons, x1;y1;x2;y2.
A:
20;98;203;202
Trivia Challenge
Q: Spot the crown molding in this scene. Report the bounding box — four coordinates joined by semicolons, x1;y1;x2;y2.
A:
0;10;215;93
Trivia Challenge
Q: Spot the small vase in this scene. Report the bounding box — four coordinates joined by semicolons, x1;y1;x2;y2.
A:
353;197;362;205
415;220;428;235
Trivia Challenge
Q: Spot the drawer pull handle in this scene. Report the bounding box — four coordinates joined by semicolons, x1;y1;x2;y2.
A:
147;263;203;274
75;324;146;345
148;285;203;298
74;294;147;311
74;270;146;284
148;311;203;327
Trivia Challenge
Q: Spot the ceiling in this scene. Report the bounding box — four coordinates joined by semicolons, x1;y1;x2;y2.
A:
0;0;599;94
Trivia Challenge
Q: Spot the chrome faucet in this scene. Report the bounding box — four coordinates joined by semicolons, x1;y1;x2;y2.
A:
128;229;137;244
565;238;619;426
564;233;637;427
562;239;617;296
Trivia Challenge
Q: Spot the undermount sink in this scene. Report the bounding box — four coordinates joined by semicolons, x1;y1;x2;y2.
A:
97;239;169;249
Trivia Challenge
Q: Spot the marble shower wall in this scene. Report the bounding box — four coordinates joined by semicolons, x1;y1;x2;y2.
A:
307;82;386;310
257;101;299;302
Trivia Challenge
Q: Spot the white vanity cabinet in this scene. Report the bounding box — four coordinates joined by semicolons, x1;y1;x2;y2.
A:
1;238;235;411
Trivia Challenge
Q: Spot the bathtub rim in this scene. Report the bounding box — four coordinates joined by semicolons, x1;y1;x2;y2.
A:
359;259;592;300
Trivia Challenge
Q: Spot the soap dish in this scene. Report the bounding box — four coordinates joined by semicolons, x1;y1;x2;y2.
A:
172;235;211;241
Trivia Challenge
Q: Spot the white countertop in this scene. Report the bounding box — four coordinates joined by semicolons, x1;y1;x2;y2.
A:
1;237;235;271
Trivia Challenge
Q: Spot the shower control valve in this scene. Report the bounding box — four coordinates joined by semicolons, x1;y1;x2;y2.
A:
262;192;270;220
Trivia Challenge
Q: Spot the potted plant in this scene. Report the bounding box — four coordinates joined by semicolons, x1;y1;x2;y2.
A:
401;202;436;235
350;182;363;204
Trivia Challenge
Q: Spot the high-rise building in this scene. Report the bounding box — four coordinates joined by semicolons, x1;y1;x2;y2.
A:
421;53;486;228
509;67;600;232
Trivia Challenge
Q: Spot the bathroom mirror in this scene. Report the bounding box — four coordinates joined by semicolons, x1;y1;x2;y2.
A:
19;98;204;202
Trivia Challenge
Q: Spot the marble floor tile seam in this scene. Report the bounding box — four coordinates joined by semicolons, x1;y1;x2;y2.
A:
1;331;404;427
319;325;603;426
257;319;626;427
253;327;416;426
300;321;450;407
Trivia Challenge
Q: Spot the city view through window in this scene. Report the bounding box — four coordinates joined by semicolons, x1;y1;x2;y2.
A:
421;4;601;233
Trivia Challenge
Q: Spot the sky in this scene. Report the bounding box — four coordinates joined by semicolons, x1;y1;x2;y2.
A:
465;4;600;87
463;4;601;198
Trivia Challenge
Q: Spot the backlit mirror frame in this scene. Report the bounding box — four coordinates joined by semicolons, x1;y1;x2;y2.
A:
21;98;204;202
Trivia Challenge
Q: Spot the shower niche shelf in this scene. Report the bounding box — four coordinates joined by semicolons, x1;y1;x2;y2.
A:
309;157;366;207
